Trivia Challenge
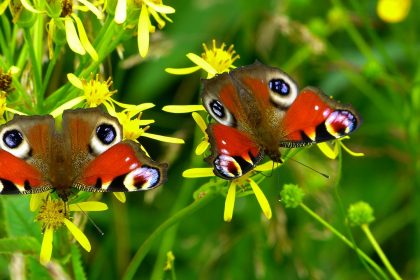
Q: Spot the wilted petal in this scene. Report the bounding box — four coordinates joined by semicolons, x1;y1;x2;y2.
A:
21;0;43;13
114;0;127;24
183;168;214;178
162;105;205;113
72;14;98;61
138;4;150;57
63;218;91;252
64;17;86;55
40;227;53;265
248;179;272;219
144;0;175;14
224;182;236;222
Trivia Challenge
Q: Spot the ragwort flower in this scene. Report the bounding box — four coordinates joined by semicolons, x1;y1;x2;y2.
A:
114;0;175;57
0;66;26;123
165;39;240;79
35;195;107;264
163;40;239;114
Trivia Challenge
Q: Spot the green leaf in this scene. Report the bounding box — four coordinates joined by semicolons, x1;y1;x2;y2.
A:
71;245;87;280
27;256;52;280
1;196;41;238
0;237;40;254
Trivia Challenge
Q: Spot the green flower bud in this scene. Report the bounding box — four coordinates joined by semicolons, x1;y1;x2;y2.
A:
347;201;375;226
280;184;305;208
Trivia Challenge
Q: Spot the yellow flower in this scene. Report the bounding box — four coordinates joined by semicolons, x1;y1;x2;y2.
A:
114;0;175;57
166;39;240;78
46;0;103;60
35;195;108;265
377;0;411;23
51;73;122;117
0;66;26;123
191;112;209;155
317;137;364;160
162;40;239;114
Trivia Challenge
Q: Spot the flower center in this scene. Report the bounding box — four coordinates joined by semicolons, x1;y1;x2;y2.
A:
37;199;69;231
202;40;239;73
83;74;117;107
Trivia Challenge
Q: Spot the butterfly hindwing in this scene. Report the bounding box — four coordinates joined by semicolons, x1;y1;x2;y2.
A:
280;87;360;147
206;124;263;179
62;108;168;193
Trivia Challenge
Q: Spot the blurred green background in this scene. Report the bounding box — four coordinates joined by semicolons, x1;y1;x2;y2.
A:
1;0;419;279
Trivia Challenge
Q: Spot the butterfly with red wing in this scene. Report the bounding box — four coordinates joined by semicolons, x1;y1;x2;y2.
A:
201;62;360;179
0;108;167;201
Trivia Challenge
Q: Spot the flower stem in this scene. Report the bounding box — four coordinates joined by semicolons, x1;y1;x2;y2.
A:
299;203;388;279
122;191;218;280
361;224;402;280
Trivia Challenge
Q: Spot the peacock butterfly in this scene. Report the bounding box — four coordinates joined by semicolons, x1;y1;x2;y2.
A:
201;62;360;179
0;108;167;201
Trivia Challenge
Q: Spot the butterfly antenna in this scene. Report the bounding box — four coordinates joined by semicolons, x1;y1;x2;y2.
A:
288;158;330;179
76;204;105;236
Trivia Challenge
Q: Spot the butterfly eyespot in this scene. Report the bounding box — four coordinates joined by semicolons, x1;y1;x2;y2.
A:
89;122;122;155
3;129;23;148
269;79;290;96
0;127;31;159
204;98;236;127
268;73;298;109
96;124;117;144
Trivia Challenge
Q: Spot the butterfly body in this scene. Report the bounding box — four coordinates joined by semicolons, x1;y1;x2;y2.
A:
202;62;360;179
0;108;167;201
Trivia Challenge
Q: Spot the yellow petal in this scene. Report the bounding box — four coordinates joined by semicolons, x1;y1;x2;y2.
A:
64;17;86;55
224;182;236;222
165;66;201;75
114;0;127;24
0;0;10;15
78;0;104;19
192;112;207;134
142;132;184;144
40;227;53;265
20;0;43;13
50;96;86;118
148;8;166;29
69;202;108;212
63;218;91;252
138;4;150;57
340;142;365;157
182;168;214;178
30;193;48;212
377;0;411;23
113;192;126;203
248;179;272;219
195;140;209;155
317;142;337;160
67;73;84;89
72;14;98;61
162;105;205;113
144;0;175;14
139;119;155;125
186;53;217;76
255;160;277;172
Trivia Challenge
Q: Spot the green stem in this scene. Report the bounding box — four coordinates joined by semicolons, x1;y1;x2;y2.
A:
23;28;43;112
361;224;402;280
41;42;64;96
122;191;218;280
299;203;389;279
